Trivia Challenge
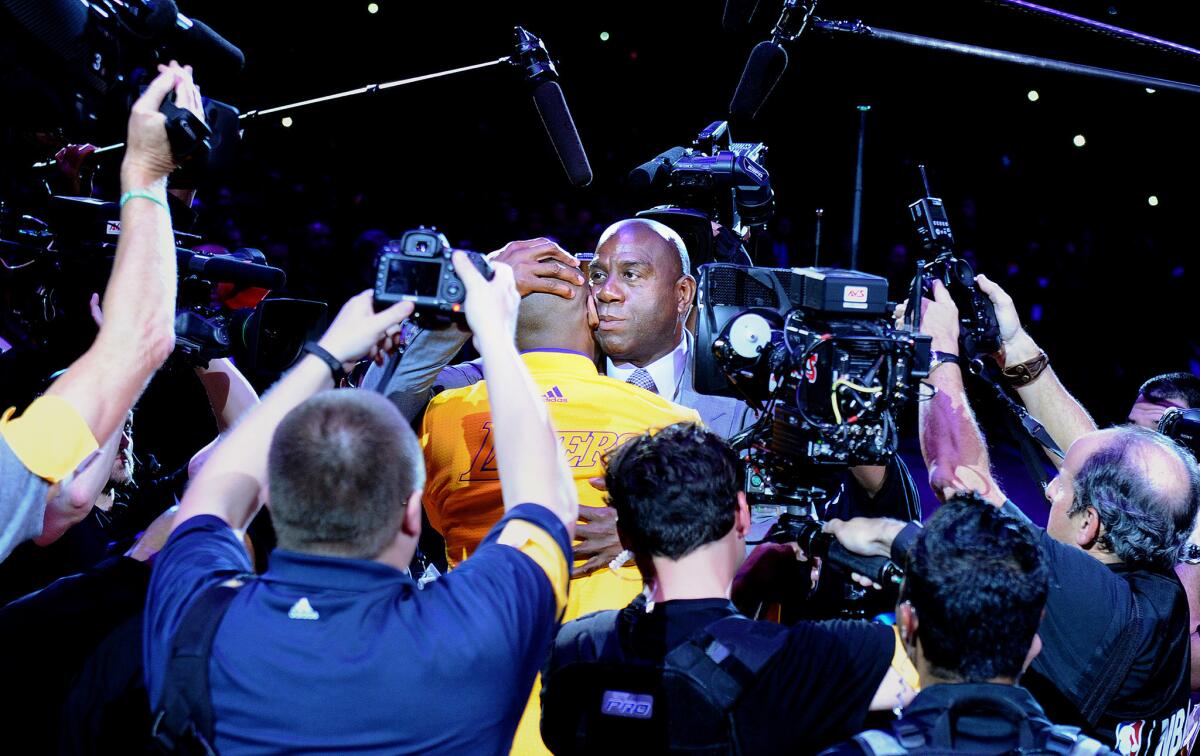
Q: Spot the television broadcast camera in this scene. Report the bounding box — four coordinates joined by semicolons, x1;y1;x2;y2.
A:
373;227;494;325
629;121;773;268
695;263;931;512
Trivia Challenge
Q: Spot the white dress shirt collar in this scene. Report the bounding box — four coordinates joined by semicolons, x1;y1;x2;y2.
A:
606;332;689;400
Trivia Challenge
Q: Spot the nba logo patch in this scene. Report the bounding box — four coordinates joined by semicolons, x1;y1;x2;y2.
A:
1115;719;1143;756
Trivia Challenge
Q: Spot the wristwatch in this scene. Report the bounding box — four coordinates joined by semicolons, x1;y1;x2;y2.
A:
929;350;961;374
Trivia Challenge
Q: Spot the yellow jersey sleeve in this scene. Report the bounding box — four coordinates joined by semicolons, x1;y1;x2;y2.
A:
497;518;570;619
0;396;98;483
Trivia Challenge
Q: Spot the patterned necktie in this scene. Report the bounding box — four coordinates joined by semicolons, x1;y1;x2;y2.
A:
626;368;659;395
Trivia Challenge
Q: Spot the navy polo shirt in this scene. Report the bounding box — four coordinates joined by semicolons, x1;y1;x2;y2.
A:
144;504;571;755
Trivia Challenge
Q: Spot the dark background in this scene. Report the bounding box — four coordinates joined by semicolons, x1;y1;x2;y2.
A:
3;0;1200;511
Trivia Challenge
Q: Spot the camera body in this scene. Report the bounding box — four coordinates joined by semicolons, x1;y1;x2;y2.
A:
1159;407;1200;458
696;263;930;508
373;227;493;324
908;195;1001;356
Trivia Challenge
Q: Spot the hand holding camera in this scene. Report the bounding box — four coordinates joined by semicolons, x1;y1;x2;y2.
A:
316;291;414;372
373;227;495;325
122;62;205;188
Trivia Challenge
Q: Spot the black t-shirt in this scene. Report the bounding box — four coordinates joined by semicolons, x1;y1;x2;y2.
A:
1005;502;1192;753
589;597;895;753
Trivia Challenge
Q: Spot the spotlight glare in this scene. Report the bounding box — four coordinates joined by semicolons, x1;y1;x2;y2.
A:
281;116;293;128
367;2;379;13
1148;195;1160;207
1145;87;1156;94
599;31;610;42
1027;89;1040;102
1072;134;1086;147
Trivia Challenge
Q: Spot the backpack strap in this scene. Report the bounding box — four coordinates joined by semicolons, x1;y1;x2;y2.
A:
551;608;626;666
853;729;911;756
663;615;789;712
150;579;247;754
1039;724;1112;756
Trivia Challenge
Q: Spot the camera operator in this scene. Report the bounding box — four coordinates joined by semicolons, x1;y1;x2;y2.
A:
1127;372;1200;430
540;422;918;755
975;275;1200;693
0;63;200;562
144;256;578;753
829;281;1199;753
821;493;1112;755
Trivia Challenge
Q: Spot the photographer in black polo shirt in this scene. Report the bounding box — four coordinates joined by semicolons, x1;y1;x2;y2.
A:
822;493;1111;755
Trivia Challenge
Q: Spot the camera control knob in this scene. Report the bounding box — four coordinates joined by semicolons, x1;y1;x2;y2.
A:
445;282;463;302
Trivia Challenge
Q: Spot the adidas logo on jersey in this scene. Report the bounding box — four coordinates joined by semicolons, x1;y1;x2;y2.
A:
287;597;320;620
542;386;567;403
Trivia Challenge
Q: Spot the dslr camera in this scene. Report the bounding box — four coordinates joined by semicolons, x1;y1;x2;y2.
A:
373;227;494;324
907;171;1001;357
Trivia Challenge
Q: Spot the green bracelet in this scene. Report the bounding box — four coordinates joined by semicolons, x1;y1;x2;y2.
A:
119;189;169;211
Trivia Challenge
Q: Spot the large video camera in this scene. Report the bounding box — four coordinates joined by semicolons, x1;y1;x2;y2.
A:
1;196;325;373
695;263;931;509
629;121;773;268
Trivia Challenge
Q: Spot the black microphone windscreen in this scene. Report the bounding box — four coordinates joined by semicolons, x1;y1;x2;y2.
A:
172;17;245;78
629;147;687;190
138;0;179;40
180;250;286;290
532;80;593;188
729;41;788;121
722;0;761;31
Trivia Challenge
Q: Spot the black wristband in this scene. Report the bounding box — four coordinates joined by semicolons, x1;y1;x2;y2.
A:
301;342;347;385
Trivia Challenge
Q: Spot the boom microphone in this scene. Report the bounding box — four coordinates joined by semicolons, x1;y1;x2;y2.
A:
729;40;788;121
532;81;593;187
723;0;762;31
170;14;246;78
177;249;286;290
513;26;593;187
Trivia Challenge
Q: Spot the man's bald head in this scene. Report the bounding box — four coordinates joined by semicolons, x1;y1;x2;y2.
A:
1070;426;1200;568
590;218;697;366
596;218;691;279
516;277;596;358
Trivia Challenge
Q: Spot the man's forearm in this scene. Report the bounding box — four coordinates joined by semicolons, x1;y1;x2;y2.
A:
47;169;176;444
196;358;260;433
175;356;331;531
920;362;1005;504
475;338;578;535
1003;330;1096;461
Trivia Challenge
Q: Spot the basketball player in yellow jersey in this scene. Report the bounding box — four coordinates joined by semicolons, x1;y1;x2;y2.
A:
420;277;699;756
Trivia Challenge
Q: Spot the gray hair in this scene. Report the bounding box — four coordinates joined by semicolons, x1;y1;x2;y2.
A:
1070;426;1200;569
